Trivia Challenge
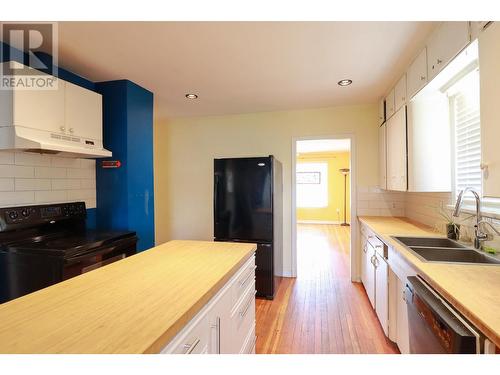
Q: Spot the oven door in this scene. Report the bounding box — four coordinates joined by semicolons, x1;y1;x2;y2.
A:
63;236;137;280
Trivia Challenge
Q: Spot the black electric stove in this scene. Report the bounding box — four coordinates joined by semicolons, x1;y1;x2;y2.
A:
0;202;138;304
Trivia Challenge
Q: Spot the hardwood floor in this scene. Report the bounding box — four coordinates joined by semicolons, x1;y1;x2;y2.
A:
255;224;399;354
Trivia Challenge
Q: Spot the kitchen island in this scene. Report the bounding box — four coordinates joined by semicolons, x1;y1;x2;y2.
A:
0;240;256;354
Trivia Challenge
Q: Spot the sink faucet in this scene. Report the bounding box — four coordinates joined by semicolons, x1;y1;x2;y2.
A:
453;187;500;249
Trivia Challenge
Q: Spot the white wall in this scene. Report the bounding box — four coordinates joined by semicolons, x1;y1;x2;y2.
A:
0;150;96;208
154;104;381;276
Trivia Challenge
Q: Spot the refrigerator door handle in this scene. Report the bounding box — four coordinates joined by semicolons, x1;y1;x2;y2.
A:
214;174;219;225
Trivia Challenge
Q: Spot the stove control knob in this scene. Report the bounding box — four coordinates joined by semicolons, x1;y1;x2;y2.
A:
21;208;30;217
8;211;18;220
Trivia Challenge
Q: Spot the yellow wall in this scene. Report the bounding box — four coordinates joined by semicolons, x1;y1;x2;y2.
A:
154;104;379;276
296;152;350;223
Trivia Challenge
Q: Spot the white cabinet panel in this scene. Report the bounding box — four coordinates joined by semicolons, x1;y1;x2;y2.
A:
378;123;387;190
65;81;103;141
378;98;385;125
407;95;451;192
386;107;407;191
407;48;427;99
394;74;407;112
364;242;376;308
427;22;470;81
360;234;369;287
385;89;395;119
375;253;389;336
12;77;65;134
396;277;410;354
479;21;500;197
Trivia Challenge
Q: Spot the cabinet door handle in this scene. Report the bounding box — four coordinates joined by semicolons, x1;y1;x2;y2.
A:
363;244;367;253
240;291;256;318
69;128;74;134
420;76;426;81
437;59;443;64
210;317;221;354
60;126;65;132
183;338;201;354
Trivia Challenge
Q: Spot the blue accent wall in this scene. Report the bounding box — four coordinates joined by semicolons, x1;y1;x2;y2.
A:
95;80;155;251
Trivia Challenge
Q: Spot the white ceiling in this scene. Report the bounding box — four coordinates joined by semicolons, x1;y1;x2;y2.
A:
36;22;436;119
297;139;351;154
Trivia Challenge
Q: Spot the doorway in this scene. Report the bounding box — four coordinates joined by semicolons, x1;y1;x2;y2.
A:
291;136;357;280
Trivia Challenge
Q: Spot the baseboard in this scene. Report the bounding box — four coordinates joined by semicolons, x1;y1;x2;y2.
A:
297;220;342;225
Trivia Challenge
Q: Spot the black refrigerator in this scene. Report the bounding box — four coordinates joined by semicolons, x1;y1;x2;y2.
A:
214;156;283;299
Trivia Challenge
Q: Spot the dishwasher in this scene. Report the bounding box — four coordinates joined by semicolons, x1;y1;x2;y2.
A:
405;276;481;354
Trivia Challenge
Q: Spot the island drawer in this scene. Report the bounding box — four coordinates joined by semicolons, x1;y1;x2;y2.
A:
161;313;210;354
230;255;256;309
231;280;256;353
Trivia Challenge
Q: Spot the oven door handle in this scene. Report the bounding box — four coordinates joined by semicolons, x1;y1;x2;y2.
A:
66;245;118;263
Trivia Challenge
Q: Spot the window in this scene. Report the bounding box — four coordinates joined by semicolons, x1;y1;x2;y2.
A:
449;67;482;198
296;162;328;208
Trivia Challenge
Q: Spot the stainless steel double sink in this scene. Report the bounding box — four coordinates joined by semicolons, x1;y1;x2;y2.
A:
392;236;500;265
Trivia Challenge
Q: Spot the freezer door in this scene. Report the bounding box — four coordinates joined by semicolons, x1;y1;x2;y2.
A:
214;157;273;242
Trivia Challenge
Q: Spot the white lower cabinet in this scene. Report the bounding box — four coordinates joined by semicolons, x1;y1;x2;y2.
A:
362;241;376;308
161;255;256;354
374;252;389;336
395;276;410;354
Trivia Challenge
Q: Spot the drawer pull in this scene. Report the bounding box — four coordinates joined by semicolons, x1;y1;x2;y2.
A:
240;291;256;318
183;338;201;354
210;317;221;354
363;244;367;253
239;266;256;287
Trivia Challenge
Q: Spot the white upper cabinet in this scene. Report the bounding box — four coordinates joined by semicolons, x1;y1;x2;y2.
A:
407;94;451;192
407;48;427;99
378;123;387;190
385;89;395;119
0;65;65;133
479;22;500;197
386;107;407;191
65;81;103;141
378;98;385;125
427;22;471;81
394;74;407;112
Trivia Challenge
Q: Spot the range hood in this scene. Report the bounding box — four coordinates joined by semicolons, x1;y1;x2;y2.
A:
0;61;111;159
0;126;112;158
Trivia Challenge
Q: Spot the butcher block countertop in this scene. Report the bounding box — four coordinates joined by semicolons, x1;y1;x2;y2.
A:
0;240;256;354
359;216;500;348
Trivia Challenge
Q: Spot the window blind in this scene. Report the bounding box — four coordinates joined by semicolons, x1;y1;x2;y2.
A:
450;70;482;197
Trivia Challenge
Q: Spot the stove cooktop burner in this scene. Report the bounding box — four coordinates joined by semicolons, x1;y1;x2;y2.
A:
4;230;136;258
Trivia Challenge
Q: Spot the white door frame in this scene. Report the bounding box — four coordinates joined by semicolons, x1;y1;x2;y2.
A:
291;134;358;282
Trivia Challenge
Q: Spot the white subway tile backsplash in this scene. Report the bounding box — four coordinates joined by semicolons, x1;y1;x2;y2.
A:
51;157;81;168
35;190;68;204
0;178;14;192
15;178;51;191
80;179;96;189
0;165;35;178
80;159;96;169
35;167;67;179
67;189;96;201
67;168;94;179
0;191;34;206
0;151;14;165
14;152;51;167
0;151;96;208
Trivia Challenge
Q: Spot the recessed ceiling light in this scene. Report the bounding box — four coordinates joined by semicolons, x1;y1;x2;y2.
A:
337;79;353;87
185;93;198;99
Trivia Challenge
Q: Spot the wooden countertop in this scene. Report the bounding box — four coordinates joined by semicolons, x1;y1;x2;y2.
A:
358;216;500;348
0;240;256;353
